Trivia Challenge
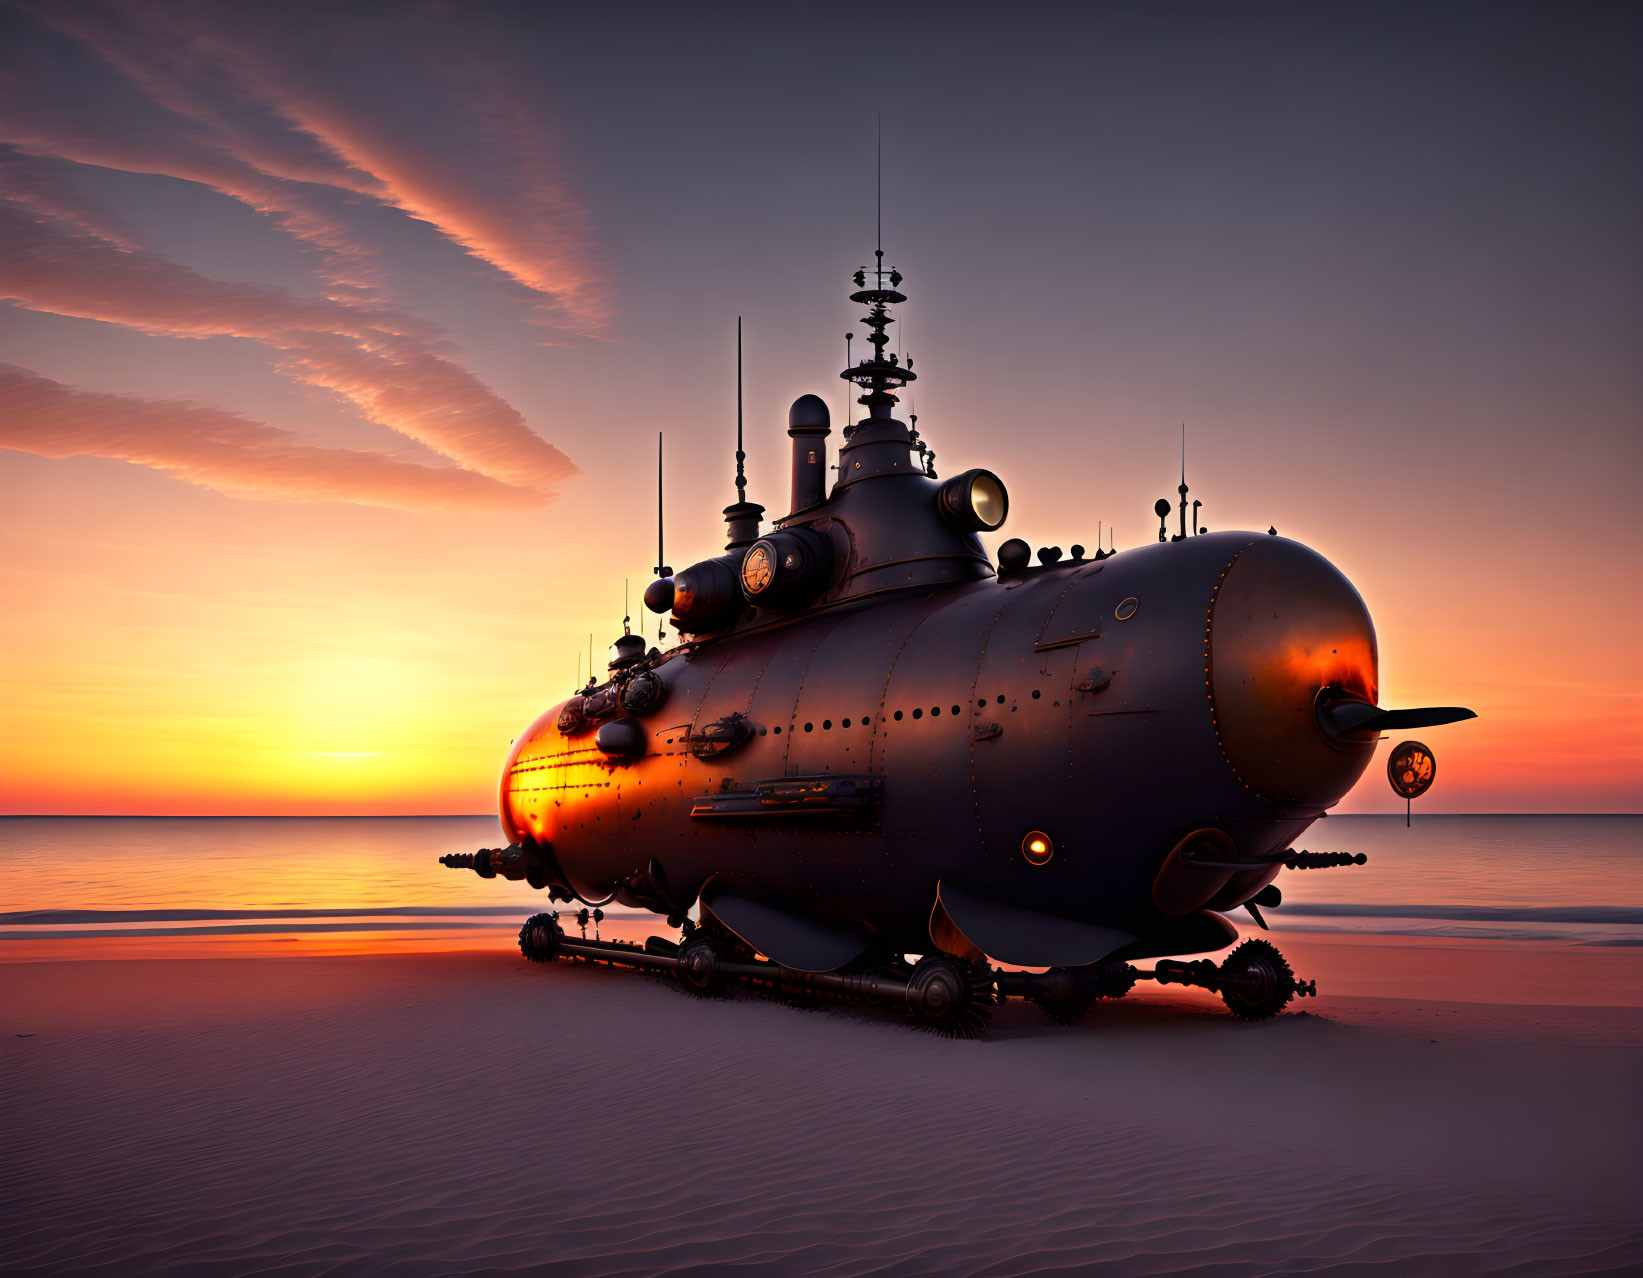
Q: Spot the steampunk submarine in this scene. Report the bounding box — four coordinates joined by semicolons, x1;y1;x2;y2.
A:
441;246;1475;1034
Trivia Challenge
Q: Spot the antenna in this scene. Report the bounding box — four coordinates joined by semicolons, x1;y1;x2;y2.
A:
735;317;746;505
653;432;670;576
623;579;630;637
843;332;854;436
588;633;593;684
1175;423;1189;542
876;115;882;257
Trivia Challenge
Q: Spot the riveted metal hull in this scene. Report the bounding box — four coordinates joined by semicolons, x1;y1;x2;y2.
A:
499;531;1376;954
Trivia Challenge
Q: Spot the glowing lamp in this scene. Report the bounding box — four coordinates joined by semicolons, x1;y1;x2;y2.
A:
938;469;1009;533
1021;830;1053;865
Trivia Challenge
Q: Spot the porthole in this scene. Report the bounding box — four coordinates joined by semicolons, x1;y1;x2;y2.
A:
894;710;904;721
823;719;832;730
805;722;814;732
931;706;941;716
1115;597;1139;621
997;694;1006;704
1032;689;1041;699
912;708;923;719
952;705;961;716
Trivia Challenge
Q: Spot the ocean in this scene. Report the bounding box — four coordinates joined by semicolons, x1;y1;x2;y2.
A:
1;815;1638;963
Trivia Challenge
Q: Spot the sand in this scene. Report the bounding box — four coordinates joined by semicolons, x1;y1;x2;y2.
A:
3;940;1641;1276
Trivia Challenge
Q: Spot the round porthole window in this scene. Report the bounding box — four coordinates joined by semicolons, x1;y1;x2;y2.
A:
1115;597;1139;621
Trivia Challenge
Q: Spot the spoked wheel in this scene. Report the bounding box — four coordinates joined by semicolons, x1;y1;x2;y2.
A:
674;935;727;998
906;956;993;1038
519;913;564;963
1217;938;1297;1021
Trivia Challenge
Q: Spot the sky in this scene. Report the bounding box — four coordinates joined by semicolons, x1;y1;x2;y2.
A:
1;0;1638;815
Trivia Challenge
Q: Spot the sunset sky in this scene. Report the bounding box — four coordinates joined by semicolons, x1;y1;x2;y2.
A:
2;0;1638;816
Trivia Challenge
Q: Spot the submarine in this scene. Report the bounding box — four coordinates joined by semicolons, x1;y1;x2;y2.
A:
440;245;1476;1034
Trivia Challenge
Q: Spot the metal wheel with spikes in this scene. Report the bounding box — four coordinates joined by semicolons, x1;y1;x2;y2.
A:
1217;937;1297;1021
518;913;563;963
905;955;994;1038
674;934;727;998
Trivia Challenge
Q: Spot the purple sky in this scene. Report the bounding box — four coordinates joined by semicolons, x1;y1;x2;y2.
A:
2;1;1639;813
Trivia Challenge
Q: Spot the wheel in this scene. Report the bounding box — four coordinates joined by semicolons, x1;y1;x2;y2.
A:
905;956;993;1038
675;935;726;997
519;913;563;963
1217;938;1297;1021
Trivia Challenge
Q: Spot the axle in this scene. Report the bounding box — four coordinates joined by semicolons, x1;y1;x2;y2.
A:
515;912;1314;1032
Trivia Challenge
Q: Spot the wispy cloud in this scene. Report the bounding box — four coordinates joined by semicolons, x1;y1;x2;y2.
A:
0;2;603;510
0;196;578;492
0;364;547;512
4;0;609;326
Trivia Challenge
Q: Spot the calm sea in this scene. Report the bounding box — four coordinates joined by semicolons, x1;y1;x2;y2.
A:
1;815;1639;961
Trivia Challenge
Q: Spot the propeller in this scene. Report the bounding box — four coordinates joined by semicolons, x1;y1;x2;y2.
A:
1318;698;1477;740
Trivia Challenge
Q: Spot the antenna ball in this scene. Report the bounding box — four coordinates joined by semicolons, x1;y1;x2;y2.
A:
643;577;675;614
996;538;1031;574
788;394;830;432
1154;498;1172;518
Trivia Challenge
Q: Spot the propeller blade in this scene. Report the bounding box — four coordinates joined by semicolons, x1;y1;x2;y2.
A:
1320;700;1477;739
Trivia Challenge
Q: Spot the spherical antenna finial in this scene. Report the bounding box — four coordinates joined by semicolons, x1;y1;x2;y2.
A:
788;394;830;431
996;538;1031;574
1154;498;1172;518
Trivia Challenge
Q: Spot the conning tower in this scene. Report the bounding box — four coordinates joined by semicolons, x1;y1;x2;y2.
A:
658;253;1011;638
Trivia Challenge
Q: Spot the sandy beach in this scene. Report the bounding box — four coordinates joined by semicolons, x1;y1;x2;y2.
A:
4;935;1640;1276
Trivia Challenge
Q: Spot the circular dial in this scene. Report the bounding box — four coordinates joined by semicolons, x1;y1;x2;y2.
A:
1387;740;1436;799
740;544;773;594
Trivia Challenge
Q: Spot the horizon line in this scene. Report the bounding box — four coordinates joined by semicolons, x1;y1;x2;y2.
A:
2;812;1640;820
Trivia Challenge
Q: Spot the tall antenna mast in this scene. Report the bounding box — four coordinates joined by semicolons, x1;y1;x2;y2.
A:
653;433;669;578
721;318;765;550
735;316;746;505
1176;423;1189;541
876;115;882;256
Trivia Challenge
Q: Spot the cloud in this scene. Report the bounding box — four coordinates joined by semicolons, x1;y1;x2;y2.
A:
3;0;610;327
0;3;598;509
0;363;548;512
0;197;578;492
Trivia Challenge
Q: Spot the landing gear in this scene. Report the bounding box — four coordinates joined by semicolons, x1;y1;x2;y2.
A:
674;935;726;997
518;912;563;963
905;956;993;1038
1002;961;1137;1025
1216;937;1306;1021
512;912;1313;1036
1141;937;1316;1021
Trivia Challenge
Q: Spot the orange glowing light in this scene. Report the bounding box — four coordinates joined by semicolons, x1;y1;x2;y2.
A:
1022;831;1054;865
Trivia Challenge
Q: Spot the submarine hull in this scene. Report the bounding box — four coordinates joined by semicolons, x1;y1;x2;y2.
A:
498;531;1378;958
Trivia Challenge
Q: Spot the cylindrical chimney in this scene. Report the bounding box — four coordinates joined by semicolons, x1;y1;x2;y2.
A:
787;394;830;516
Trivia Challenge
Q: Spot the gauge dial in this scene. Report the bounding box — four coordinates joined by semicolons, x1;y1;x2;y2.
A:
741;545;773;594
1387;740;1436;799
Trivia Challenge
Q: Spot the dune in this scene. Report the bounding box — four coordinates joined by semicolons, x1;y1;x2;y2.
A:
2;942;1640;1276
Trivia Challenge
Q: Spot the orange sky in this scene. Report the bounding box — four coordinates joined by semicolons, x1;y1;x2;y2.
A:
1;1;1639;815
